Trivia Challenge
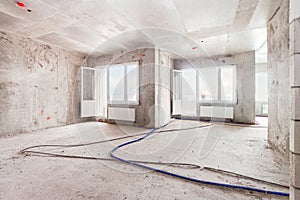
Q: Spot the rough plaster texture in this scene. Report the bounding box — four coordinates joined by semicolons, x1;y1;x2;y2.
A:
0;31;86;136
174;51;256;124
154;49;173;127
289;0;300;198
267;0;290;153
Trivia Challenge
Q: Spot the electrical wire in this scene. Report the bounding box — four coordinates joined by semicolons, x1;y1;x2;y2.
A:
21;149;289;189
19;122;289;196
110;121;289;197
19;124;212;152
21;150;200;169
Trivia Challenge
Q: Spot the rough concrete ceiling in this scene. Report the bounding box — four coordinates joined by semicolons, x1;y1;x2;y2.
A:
0;0;282;58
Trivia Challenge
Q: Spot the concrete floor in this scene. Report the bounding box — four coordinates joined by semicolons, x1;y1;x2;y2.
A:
0;120;289;200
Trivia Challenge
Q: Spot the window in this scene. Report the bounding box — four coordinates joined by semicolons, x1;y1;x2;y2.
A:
108;62;139;104
127;64;139;102
82;68;95;100
109;65;125;102
182;69;197;100
255;72;268;102
173;70;182;100
255;71;268;115
181;65;236;103
199;65;236;103
81;67;96;118
198;68;218;101
220;66;236;101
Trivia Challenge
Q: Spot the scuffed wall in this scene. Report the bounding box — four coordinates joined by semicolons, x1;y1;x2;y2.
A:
0;31;86;136
267;0;290;153
174;51;256;124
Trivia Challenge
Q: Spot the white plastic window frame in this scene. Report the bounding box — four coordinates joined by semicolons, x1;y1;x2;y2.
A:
108;61;139;105
197;65;237;104
81;67;96;117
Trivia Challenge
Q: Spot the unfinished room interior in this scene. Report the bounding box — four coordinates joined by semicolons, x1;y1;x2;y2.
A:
0;0;299;199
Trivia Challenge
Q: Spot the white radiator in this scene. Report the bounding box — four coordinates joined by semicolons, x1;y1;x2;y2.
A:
200;106;234;119
108;107;136;121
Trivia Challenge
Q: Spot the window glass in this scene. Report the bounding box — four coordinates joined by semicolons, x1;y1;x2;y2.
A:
199;68;218;101
182;69;197;100
173;71;182;100
83;69;95;100
220;67;234;101
256;72;268;101
255;71;268;115
108;62;139;104
127;64;139;102
109;65;125;102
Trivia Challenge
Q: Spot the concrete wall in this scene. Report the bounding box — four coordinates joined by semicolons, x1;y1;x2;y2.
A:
174;51;256;124
87;48;157;127
267;0;290;153
289;0;300;198
0;31;86;136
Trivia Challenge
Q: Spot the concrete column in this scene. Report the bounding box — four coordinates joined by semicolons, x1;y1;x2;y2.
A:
154;48;172;127
289;0;300;199
267;0;290;153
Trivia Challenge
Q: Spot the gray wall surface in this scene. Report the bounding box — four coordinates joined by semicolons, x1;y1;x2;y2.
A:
267;0;290;153
174;51;256;124
0;31;86;136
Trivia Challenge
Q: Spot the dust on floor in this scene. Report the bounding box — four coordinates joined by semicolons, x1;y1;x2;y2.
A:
0;120;289;200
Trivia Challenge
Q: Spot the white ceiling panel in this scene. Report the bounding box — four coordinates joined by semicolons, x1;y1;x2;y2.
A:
198;34;228;57
17;13;77;38
226;28;267;54
174;0;239;31
37;33;93;53
109;0;186;32
0;0;283;58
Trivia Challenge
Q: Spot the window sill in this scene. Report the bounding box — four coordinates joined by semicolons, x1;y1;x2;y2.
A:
198;101;237;107
108;103;140;107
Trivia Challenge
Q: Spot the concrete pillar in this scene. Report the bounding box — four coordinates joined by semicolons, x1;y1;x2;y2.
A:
289;0;300;199
267;0;290;153
154;48;172;127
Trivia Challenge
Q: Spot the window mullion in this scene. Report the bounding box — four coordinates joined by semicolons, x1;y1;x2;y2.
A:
124;65;128;104
218;68;221;101
107;67;109;105
196;69;199;100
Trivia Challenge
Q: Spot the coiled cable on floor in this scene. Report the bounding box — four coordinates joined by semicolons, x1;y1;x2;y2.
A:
110;121;289;197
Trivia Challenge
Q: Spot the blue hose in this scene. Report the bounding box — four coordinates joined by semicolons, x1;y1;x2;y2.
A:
110;121;289;197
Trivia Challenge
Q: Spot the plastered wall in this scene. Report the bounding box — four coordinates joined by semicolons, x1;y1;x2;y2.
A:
0;31;86;136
